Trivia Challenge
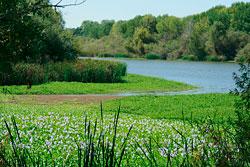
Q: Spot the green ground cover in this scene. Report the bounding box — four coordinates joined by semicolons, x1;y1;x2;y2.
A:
0;93;236;166
101;93;236;122
0;74;194;95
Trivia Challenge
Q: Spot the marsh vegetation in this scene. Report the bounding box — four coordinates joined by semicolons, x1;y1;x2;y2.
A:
0;0;249;166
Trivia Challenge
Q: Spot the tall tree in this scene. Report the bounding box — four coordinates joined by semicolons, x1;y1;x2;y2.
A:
0;0;85;66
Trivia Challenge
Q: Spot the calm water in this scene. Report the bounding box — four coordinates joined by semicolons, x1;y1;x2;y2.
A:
82;57;240;94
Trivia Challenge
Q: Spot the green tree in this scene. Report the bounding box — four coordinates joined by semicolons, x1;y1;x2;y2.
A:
211;26;249;60
75;21;100;38
188;19;209;60
0;0;78;66
231;2;250;33
236;43;250;63
156;16;184;41
119;16;143;38
132;27;153;55
141;15;157;33
100;20;115;36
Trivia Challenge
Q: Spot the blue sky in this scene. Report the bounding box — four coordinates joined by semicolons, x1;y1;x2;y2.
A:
56;0;250;28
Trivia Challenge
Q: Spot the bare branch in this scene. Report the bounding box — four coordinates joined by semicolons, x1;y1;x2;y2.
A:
55;0;63;6
52;0;86;8
0;0;86;21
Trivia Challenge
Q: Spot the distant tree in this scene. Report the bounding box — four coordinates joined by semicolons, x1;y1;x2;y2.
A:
72;2;250;61
74;20;114;39
141;15;157;33
231;2;250;33
75;21;100;38
132;27;153;55
188;18;209;60
100;20;115;36
211;26;249;60
222;31;249;60
236;43;250;63
119;16;143;38
156;16;184;41
206;6;231;28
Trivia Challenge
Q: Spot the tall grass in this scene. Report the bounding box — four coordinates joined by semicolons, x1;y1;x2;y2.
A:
0;59;127;85
133;117;240;166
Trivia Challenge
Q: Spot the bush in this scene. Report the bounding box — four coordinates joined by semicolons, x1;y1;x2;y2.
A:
79;51;96;57
181;54;198;61
144;53;161;60
232;63;250;164
114;53;130;58
205;55;225;62
0;60;127;85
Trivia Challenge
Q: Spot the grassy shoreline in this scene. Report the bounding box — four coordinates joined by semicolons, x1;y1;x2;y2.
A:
0;74;195;95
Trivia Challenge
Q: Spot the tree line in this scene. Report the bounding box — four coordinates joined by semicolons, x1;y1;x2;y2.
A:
72;2;250;62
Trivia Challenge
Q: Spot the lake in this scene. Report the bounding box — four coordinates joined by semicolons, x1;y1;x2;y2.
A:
82;57;240;94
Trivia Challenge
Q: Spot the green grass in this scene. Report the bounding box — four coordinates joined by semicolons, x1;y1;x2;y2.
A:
0;74;195;95
100;93;236;122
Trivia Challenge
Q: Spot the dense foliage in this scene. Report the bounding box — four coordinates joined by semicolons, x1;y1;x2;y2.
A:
232;63;250;164
0;0;77;71
74;2;250;62
0;60;127;85
0;0;129;85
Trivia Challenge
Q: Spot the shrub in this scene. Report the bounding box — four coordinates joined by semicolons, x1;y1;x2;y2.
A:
181;54;198;61
205;55;225;62
144;53;161;60
232;63;250;165
114;53;130;58
79;52;96;57
11;63;45;85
